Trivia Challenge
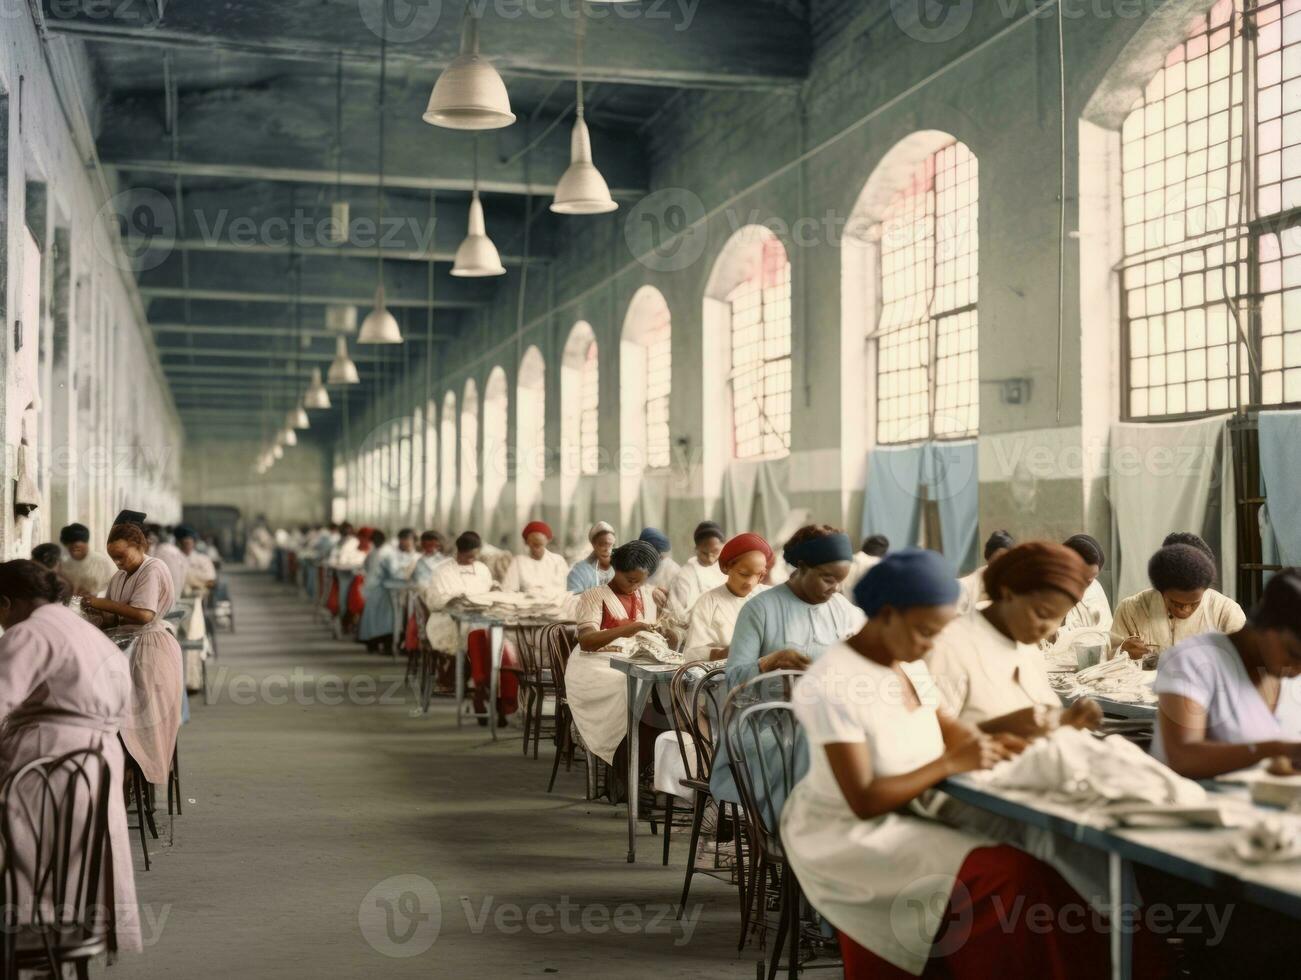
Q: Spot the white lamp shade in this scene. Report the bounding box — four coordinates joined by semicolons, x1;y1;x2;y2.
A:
304;368;332;409
423;15;515;131
551;116;618;215
451;192;506;277
326;304;358;334
327;200;351;244
327;335;361;384
287;404;310;430
272;444;284;460
280;426;298;447
359;284;403;344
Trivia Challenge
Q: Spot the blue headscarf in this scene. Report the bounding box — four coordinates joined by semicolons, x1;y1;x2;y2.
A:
638;527;671;553
783;532;853;568
852;547;961;616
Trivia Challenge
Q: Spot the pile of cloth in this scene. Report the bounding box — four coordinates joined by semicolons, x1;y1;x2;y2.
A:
602;628;683;665
1049;656;1157;704
976;726;1203;806
443;590;573;625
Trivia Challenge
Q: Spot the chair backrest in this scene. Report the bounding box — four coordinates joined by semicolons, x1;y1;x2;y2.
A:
515;623;546;676
0;748;115;958
668;663;728;784
722;671;804;863
543;624;577;700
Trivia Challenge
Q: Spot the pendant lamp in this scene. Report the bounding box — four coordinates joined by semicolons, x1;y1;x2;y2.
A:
305;368;332;409
328;335;361;384
552;11;617;215
360;28;404;344
423;10;515;131
325;304;357;333
281;426;298;448
452;139;506;277
272;443;284;460
288;404;310;430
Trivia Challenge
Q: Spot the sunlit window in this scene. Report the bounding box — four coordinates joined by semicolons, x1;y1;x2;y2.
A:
728;236;791;459
440;392;456;527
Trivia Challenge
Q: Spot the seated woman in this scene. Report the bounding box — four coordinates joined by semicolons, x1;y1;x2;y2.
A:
566;541;674;783
955;529;1014;613
81;522;184;788
423;532;504;719
683;533;772;662
566;522;616;593
1153;568;1301;778
358;529;415;655
927;542;1102;737
1111;543;1246;660
0;560;142;954
501;521;569;594
1060;533;1112;631
709;524;866;806
782;549;1111;979
664;521;726;621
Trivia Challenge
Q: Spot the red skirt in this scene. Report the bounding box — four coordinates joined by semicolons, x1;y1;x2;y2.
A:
466;628;519;715
326;576;340;616
403;612;421;652
347;575;366;618
838;845;1168;980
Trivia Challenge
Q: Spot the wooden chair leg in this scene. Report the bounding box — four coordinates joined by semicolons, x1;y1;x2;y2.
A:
521;684;535;757
677;791;707;917
661;796;674;866
132;768;151;872
547;709;569;793
766;864;791;980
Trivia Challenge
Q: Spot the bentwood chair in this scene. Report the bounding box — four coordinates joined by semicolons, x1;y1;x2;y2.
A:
723;671;804;980
0;749;116;980
512;623;557;759
669;665;748;910
545;624;600;797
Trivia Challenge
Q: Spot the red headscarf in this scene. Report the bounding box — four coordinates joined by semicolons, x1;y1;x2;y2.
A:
357;527;374;552
719;532;774;570
522;520;553;542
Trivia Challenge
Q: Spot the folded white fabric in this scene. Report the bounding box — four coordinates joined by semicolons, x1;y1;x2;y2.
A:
979;727;1205;807
653;730;697;797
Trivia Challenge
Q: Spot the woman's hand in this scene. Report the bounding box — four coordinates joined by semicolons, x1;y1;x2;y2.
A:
622;621;654;637
652;586;669;609
759;648;812;673
944;734;1012;775
1119;635;1154;659
991;732;1030;755
1061;697;1104;730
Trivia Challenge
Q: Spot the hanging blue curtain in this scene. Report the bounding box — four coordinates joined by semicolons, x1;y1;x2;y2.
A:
925;440;980;574
861;445;926;550
1258;410;1301;565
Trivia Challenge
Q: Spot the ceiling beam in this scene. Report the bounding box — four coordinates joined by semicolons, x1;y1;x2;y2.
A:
44;0;808;90
110;178;553;262
163;363;397;378
157;346;403;361
95;77;648;198
152;322;448;341
137;250;495;308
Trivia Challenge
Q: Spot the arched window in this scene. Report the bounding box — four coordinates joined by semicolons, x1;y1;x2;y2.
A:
423;400;438;527
516;345;546;521
1117;0;1301;416
704;227;792;460
440;391;457;527
482;367;509;522
620;286;673;471
460;379;479;525
848;135;979;445
561;322;600;478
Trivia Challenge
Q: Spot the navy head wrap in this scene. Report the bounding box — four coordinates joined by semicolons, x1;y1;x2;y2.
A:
613;540;661;576
638;527;671;553
853;548;961;616
59;523;90;545
173;525;198;542
783;532;854;568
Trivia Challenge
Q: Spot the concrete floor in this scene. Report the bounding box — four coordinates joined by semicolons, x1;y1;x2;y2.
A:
118;570;757;979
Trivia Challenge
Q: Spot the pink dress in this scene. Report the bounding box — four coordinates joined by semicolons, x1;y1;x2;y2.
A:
107;556;183;785
0;603;141;951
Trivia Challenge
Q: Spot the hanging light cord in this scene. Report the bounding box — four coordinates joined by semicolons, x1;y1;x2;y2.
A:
335;51;344;206
576;7;586;117
377;23;387;285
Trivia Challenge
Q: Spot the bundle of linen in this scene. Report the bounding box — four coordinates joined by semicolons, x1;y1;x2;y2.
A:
601;629;683;665
976;726;1204;807
444;590;572;624
1053;656;1157;704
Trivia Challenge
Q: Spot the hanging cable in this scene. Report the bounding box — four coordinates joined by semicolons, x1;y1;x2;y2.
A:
1055;0;1067;424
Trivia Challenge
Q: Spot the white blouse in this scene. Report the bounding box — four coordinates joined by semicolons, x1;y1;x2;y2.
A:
499;550;570;594
925;608;1058;726
683;583;766;662
665;556;727;621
